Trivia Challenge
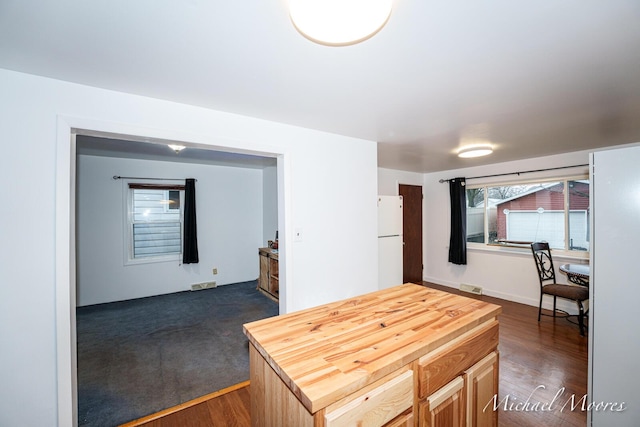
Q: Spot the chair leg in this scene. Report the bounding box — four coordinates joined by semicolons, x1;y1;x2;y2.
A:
553;296;557;318
577;300;585;336
538;294;543;321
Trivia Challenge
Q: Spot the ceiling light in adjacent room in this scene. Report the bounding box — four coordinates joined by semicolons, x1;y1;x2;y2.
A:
288;0;393;46
457;145;493;158
168;144;186;153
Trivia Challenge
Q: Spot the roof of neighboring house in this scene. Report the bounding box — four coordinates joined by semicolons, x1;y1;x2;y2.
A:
493;179;590;206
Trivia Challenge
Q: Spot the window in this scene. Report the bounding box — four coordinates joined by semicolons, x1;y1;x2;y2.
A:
466;178;589;252
127;184;185;262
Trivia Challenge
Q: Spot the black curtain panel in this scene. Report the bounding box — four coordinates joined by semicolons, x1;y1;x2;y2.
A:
183;178;199;264
448;177;467;265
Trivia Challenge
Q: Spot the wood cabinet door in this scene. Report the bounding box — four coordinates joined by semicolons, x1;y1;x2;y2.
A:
269;275;279;296
464;352;498;427
268;258;279;296
419;376;465;427
269;257;278;278
259;254;269;291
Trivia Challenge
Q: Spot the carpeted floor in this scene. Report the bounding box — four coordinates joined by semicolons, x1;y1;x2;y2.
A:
76;280;278;427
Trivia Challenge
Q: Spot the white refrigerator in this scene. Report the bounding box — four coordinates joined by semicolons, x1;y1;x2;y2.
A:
378;195;403;290
589;145;640;426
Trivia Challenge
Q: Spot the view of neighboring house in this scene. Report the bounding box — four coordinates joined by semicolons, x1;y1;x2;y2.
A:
495;181;590;250
466;180;590;250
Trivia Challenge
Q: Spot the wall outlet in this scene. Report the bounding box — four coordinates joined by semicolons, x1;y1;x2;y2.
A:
212;268;218;275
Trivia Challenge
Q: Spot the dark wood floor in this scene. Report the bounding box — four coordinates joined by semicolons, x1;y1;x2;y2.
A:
125;282;588;427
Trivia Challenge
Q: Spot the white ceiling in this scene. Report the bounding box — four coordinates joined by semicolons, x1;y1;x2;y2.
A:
2;0;640;172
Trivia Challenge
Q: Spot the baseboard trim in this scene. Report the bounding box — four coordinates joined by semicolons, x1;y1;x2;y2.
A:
422;276;581;314
120;380;251;426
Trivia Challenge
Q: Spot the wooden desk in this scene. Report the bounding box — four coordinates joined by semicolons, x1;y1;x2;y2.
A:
243;283;502;426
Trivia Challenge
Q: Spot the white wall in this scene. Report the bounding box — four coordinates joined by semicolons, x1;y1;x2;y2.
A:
422;151;591;310
0;68;378;427
377;167;424;196
76;154;265;306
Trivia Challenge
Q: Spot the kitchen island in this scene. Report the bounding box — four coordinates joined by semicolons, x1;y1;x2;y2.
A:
243;283;501;426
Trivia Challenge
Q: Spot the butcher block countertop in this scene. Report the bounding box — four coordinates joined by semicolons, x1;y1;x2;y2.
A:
243;283;501;414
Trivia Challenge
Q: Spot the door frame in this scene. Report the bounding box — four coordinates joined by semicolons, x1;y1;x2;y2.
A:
55;115;290;426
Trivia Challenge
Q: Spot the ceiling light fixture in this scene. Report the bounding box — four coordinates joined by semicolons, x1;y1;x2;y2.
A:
288;0;393;46
168;144;186;153
457;145;493;158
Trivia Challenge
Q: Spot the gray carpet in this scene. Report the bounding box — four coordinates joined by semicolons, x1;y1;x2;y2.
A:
76;280;278;427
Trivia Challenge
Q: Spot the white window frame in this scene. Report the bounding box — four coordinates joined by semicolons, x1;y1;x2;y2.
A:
465;175;590;258
123;181;185;265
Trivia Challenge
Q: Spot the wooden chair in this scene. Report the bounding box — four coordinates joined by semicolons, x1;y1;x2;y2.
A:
530;242;589;336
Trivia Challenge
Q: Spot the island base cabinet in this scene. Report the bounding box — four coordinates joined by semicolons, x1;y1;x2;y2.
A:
250;344;415;427
249;344;314;427
243;284;501;427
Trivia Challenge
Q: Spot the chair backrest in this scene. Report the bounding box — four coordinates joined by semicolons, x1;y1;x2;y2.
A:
531;242;556;286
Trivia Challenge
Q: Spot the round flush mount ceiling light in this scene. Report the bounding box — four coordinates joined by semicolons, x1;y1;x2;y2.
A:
168;144;186;153
457;145;494;158
288;0;393;46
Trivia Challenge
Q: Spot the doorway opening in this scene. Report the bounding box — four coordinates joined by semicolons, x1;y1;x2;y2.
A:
56;119;288;426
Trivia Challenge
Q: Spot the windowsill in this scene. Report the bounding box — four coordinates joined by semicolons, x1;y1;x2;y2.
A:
468;242;589;262
124;254;182;266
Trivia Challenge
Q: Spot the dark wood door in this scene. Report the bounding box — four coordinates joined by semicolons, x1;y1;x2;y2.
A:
399;184;423;283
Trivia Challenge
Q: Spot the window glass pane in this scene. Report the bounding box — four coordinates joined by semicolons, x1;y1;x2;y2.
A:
491;182;564;248
466;188;485;243
167;190;180;211
568;180;590;251
133;189;181;222
133;223;182;257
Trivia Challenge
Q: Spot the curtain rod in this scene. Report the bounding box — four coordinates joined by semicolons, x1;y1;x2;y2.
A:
438;164;588;183
113;175;197;181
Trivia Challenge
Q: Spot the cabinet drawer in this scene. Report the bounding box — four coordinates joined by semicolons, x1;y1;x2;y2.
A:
324;369;414;427
385;409;413;427
418;320;499;398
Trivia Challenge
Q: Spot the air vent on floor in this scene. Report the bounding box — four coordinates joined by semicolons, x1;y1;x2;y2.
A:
191;281;217;291
460;283;483;295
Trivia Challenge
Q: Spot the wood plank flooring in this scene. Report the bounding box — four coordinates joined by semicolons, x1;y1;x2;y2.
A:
124;282;588;427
